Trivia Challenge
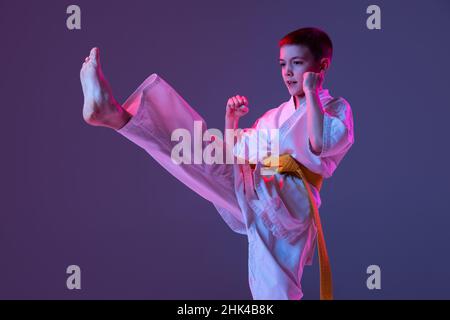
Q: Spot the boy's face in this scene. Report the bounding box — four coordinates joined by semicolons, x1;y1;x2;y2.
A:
279;44;326;97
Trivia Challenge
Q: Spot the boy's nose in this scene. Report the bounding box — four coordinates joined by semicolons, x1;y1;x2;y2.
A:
284;67;293;76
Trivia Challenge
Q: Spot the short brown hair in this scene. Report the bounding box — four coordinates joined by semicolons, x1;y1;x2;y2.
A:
279;27;333;62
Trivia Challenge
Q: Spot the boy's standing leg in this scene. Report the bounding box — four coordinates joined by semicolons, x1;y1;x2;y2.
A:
80;47;246;233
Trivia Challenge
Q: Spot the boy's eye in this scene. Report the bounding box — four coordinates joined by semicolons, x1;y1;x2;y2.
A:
279;61;303;67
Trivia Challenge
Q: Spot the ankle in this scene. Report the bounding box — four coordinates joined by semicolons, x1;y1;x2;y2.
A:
83;102;131;130
111;106;132;130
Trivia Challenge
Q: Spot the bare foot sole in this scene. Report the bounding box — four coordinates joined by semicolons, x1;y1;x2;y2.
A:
80;47;131;130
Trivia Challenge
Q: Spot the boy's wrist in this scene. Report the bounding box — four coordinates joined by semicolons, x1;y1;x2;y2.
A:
303;88;319;96
225;114;239;122
225;115;239;129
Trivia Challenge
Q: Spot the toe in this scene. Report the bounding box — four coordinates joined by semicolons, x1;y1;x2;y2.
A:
89;47;97;58
89;47;100;65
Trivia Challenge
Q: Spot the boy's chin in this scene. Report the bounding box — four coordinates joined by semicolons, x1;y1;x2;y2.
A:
288;88;304;97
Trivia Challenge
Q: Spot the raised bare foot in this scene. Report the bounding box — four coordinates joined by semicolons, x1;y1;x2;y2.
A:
80;47;131;130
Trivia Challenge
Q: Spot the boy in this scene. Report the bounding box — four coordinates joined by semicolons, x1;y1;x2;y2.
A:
80;27;354;300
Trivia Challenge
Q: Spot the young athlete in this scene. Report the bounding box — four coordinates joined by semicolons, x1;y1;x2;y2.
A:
80;27;354;300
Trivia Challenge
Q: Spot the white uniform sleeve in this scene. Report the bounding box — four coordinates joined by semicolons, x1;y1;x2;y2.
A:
303;97;355;178
312;97;354;158
232;117;266;164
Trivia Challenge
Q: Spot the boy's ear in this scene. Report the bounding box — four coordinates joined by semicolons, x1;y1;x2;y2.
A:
320;58;331;72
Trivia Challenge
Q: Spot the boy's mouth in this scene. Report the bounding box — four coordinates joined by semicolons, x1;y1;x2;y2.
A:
286;80;298;87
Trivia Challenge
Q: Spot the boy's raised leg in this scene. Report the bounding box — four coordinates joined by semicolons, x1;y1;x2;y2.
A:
79;48;247;235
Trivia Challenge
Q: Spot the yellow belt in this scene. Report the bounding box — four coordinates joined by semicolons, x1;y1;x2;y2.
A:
260;153;333;300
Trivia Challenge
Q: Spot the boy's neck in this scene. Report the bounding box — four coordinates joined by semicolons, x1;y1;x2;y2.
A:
294;94;307;109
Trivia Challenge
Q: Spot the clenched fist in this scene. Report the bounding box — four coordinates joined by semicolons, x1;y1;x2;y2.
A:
302;70;324;93
226;95;249;119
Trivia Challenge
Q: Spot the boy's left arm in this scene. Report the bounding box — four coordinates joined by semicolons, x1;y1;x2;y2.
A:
303;71;325;155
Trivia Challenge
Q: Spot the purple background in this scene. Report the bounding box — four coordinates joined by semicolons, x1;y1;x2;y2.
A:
1;0;450;299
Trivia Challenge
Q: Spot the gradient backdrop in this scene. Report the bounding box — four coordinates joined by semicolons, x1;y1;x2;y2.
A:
1;0;449;299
